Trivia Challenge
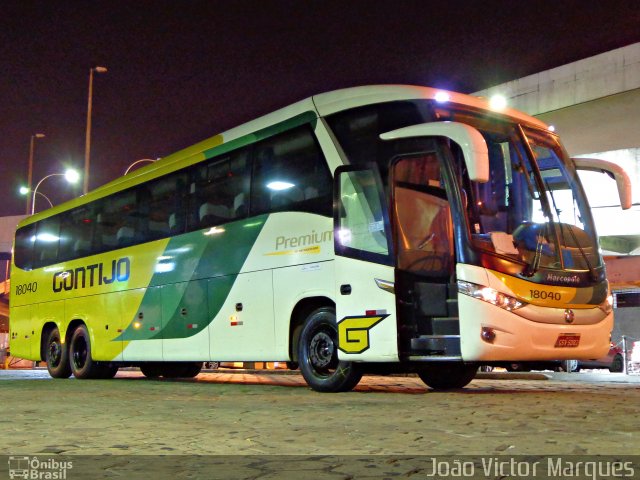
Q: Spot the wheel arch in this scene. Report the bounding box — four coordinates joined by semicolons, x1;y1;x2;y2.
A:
40;320;85;362
40;322;58;361
289;296;334;362
65;318;87;345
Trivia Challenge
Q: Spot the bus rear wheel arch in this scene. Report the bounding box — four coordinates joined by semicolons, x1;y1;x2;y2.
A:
68;323;118;379
297;306;362;392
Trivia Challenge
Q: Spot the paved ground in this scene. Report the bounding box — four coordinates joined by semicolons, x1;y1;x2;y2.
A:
1;368;639;478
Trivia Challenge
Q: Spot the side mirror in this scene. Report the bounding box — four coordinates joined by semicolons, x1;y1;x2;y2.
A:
380;121;489;182
573;157;632;210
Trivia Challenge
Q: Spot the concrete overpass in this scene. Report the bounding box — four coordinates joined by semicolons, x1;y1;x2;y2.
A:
475;43;640;340
474;42;640;258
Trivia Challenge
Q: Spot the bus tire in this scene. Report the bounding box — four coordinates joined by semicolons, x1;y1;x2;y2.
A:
140;363;163;379
154;362;203;378
98;364;119;379
44;327;72;379
298;306;362;392
68;324;102;379
417;363;477;390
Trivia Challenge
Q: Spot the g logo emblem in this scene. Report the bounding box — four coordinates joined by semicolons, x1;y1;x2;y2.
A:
337;314;388;354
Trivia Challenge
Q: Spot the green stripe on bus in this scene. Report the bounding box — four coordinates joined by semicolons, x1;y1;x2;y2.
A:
201;111;318;160
115;215;267;342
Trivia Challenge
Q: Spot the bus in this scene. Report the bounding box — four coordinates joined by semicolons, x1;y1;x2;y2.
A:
9;85;631;392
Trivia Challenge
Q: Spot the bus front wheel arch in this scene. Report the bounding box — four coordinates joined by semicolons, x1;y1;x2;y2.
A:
289;296;334;363
297;306;362;392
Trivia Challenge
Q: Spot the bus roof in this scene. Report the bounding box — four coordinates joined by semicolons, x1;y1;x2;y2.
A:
19;84;547;227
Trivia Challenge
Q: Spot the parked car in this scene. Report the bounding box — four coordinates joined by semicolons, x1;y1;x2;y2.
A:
505;342;625;373
560;343;624;373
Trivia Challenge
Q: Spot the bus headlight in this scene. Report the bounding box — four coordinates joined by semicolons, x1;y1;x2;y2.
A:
458;280;526;311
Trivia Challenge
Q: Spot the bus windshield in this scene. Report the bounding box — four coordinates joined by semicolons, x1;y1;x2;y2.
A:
466;123;601;273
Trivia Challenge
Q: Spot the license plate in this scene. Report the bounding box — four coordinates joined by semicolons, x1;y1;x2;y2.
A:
554;333;580;348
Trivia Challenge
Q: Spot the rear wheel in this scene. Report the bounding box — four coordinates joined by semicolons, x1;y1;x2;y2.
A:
417;363;477;390
610;354;624;373
44;327;71;379
69;324;103;379
298;307;362;392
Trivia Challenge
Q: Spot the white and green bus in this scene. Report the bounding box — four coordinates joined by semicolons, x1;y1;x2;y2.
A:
10;85;631;391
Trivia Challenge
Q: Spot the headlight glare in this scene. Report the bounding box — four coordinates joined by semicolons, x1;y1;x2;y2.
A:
458;280;525;311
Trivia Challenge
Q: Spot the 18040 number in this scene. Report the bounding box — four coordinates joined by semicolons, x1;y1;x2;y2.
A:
15;282;38;296
529;289;561;301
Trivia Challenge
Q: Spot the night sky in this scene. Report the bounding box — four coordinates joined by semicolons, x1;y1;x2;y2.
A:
2;0;640;217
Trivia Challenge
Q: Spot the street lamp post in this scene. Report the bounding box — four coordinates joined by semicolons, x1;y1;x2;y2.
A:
26;133;45;214
83;66;107;195
19;187;53;209
30;169;80;214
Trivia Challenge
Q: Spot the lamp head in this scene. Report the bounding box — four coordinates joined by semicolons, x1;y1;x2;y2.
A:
94;66;108;74
19;186;29;195
64;169;80;184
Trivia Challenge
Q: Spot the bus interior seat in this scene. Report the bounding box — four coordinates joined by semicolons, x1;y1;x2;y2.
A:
117;226;136;246
234;193;247;217
169;213;179;233
73;239;91;256
199;202;231;226
101;234;117;248
148;220;170;238
270;188;303;209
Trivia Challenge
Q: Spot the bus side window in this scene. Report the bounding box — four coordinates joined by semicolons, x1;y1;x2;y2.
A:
250;125;332;217
191;148;250;230
33;216;61;269
14;224;35;271
146;175;181;241
58;208;94;262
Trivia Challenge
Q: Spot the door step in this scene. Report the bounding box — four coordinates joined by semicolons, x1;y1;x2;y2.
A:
432;316;460;335
410;334;461;356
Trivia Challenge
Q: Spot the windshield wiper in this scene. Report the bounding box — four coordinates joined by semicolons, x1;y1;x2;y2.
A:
522;223;547;277
544;179;597;280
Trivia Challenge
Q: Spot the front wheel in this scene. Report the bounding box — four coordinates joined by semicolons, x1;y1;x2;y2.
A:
298;307;362;392
44;327;71;379
417;363;477;390
561;359;579;373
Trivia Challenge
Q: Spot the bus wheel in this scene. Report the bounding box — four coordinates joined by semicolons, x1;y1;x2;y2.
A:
44;327;71;379
98;364;119;379
417;363;477;390
69;324;101;379
140;363;163;379
155;362;202;378
298;307;362;392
